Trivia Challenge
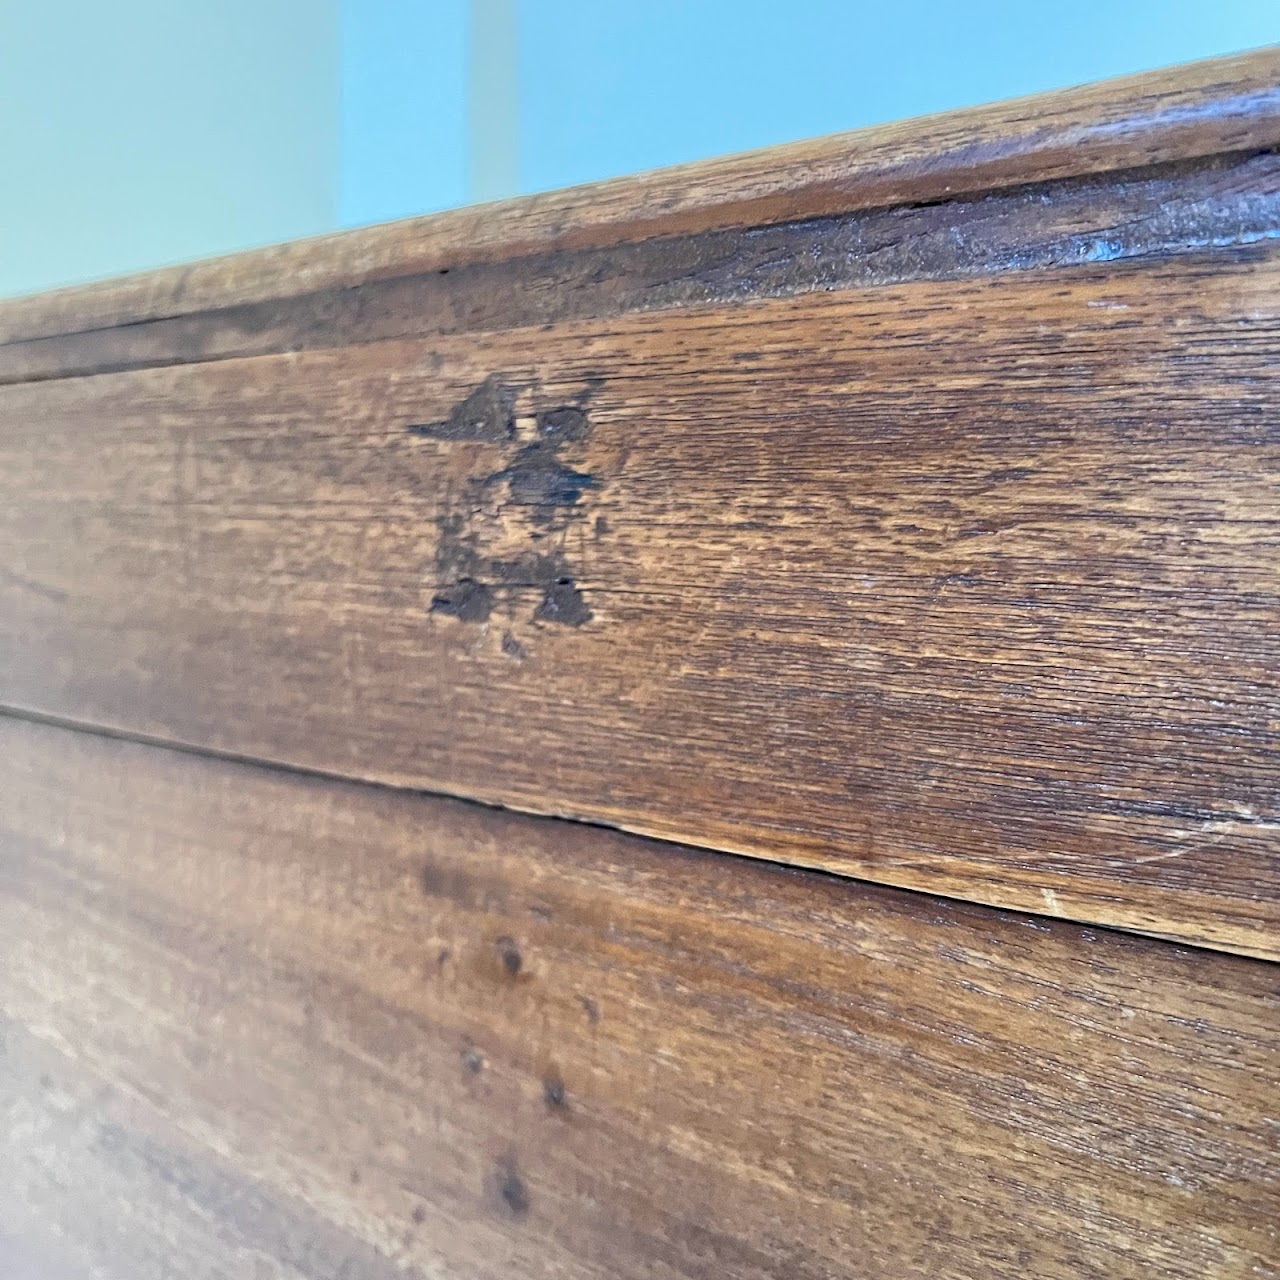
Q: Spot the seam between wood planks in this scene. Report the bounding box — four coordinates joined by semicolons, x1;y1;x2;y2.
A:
2;699;1273;968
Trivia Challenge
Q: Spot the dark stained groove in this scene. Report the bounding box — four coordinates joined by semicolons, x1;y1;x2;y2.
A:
3;148;1279;386
0;699;1267;968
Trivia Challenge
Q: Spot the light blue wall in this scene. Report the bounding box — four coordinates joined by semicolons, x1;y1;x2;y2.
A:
517;1;1279;194
0;0;340;298
467;0;519;204
336;0;516;224
339;0;469;227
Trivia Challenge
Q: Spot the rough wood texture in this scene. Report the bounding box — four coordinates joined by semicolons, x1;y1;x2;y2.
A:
1;717;1277;1279
0;46;1277;345
3;245;1279;958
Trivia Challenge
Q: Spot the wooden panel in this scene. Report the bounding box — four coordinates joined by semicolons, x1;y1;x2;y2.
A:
1;716;1276;1279
0;47;1277;347
3;247;1279;957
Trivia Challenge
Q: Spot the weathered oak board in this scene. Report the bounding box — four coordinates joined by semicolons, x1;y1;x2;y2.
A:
1;717;1277;1279
2;246;1279;957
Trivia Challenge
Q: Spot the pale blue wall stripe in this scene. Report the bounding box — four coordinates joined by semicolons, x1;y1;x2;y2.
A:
468;0;520;203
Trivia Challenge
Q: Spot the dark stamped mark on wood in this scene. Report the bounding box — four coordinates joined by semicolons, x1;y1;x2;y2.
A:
408;375;514;442
429;577;494;622
501;448;595;518
416;377;601;632
535;579;592;627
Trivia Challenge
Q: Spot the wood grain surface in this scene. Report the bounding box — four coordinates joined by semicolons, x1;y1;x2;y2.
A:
0;46;1276;346
1;716;1277;1279
3;246;1278;957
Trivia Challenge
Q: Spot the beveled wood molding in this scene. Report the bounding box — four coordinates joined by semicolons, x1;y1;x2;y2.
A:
1;45;1277;345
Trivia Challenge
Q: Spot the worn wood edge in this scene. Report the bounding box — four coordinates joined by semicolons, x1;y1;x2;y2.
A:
1;46;1277;346
4;147;1279;386
2;702;1274;966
